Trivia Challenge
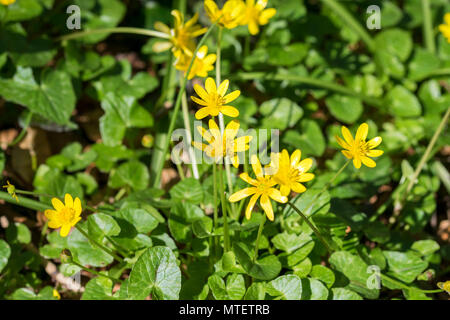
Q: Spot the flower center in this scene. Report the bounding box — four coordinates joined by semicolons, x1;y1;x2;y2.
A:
59;207;76;224
274;166;301;186
256;177;273;194
207;92;225;109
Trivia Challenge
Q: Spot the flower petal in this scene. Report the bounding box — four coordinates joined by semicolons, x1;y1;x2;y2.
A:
59;224;71;237
228;187;257;202
297;173;315;182
223;90;240;103
355;123;369;142
268;188;287;203
245;193;260;220
65;194;74;208
205;77;217;94
280;185;290;197
335;135;351;150
220;106;239;118
297;158;313;173
361;156;376;168
239;172;258;186
341;126;354;145
290;149;301;167
342;150;353;159
367;136;382;149
218;79;229;96
353;157;362;169
260;194;274;221
291;182;306;194
51;198;65;211
193;84;209;101
195;107;213;119
191;96;208;106
74;197;82;216
250;154;263;178
366;149;384;157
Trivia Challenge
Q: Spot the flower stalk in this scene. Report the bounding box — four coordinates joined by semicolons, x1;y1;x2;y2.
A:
253;214;266;263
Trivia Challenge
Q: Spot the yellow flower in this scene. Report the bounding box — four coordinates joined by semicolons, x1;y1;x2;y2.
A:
229;155;288;221
439;13;450;43
438;281;450;294
53;289;61;300
240;0;276;35
269;149;315;197
153;10;207;58
45;194;82;237
175;45;217;80
204;0;246;29
0;0;15;5
335;123;383;169
191;77;240;119
2;180;18;202
193;119;252;167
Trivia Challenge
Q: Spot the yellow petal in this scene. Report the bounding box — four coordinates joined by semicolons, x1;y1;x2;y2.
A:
240;172;258;186
445;13;450;26
228;187;257;202
297;173;315;182
45;209;57;219
297;158;313;173
268;188;287;203
192;141;208;152
74;197;82;216
154;21;170;34
366;149;384;157
259;8;276;24
291;182;306;194
335;136;351;150
341;126;354;145
195;107;213;119
48;220;62;229
223;90;240;103
191;96;208;106
260;194;274;221
51;198;65;211
251;154;263;178
342;150;353;159
224;119;240;140
280;185;290;197
218;79;229;96
233;136;252;152
353;157;361;169
367;136;382;149
197;126;213;143
220;106;239;117
152;41;172;52
290;149;301;167
193;84;209;101
245;193;260;220
355;123;369;142
361;156;376;168
205;77;217;94
65;194;74;208
248;21;259;35
59;225;71;237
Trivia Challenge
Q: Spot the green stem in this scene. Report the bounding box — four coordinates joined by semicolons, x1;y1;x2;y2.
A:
422;0;435;54
180;77;199;179
0;191;50;211
105;235;130;258
234;72;383;107
253;214;266;263
303;159;351;216
8;112;32;147
217;163;230;252
212;160;219;257
71;260;123;284
14;190;54;199
75;225;124;263
287;201;333;254
320;0;375;52
153;24;216;188
58;27;169;41
397;107;450;214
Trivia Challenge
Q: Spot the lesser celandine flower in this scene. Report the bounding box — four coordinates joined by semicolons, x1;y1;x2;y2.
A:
53;289;61;300
335;123;383;169
269;149;315;197
175;45;217;80
2;180;18;202
45;194;82;237
0;0;15;5
153;10;207;58
439;13;450;43
192;119;252;167
438;281;450;294
240;0;276;35
204;0;246;29
191;77;240;119
229;155;288;221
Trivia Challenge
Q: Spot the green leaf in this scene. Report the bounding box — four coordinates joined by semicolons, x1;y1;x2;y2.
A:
108;160;149;191
329;251;379;299
0;239;11;273
168;201;204;243
408;48;440;81
282;119;326;157
385;85;422;118
233;242;281;280
383;251;428;283
87;213;121;240
301;278;328;300
260;98;303;130
192;217;214;238
2;0;42;22
266;275;302;300
208;274;228;300
331;288;363;300
226;273;246;300
169;178;204;204
325;94;363;124
292;258;312;278
268;43;309;66
310;265;335;288
6;222;31;244
374;29;413;62
411;240;440;256
284;189;330;217
128;246;181;300
82;277;116;300
0;67;76;125
244;283;266;300
271;232;312;253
